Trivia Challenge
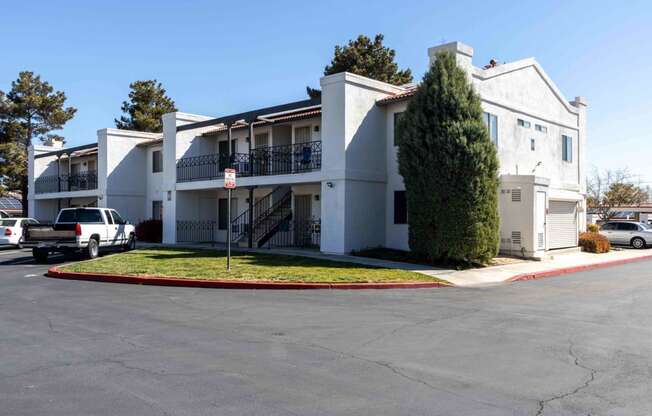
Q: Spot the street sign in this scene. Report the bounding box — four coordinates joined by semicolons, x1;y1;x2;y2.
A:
224;168;236;189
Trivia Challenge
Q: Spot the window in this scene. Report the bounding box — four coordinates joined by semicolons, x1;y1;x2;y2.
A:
152;150;163;173
152;201;163;220
393;112;404;146
482;112;498;145
535;124;547;133
617;222;639;231
530;138;535;151
394;191;407;224
294;126;312;144
110;210;126;225
0;219;16;226
58;208;103;223
105;210;114;224
600;222;616;231
562;135;573;162
517;119;531;128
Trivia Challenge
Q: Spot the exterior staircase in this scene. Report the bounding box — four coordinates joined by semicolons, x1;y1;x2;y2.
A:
231;186;293;248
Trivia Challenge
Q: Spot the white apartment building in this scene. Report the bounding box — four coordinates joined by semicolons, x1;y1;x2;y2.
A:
28;129;165;224
28;41;587;259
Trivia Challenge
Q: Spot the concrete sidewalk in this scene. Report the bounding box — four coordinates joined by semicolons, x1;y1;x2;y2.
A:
138;242;652;287
441;248;652;287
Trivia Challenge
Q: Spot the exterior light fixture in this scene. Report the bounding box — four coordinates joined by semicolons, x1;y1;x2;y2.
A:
326;182;334;188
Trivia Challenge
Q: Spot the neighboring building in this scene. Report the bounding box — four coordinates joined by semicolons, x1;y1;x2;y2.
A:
27;41;587;258
0;192;23;217
587;205;652;225
28;130;165;223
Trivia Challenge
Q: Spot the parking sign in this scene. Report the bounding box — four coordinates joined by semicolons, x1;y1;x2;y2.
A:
224;169;236;189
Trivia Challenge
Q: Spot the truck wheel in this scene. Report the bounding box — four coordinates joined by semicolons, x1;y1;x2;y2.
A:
87;238;99;259
32;248;49;263
123;234;136;251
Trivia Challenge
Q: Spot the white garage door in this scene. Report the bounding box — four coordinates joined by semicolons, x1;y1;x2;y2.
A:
548;200;578;249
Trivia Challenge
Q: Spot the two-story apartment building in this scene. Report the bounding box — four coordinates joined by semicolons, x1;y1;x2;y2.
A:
28;41;586;259
28;129;166;224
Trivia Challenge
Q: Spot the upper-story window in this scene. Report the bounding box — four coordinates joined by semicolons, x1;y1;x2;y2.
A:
517;119;531;128
535;124;547;133
562;135;573;162
152;150;163;173
482;112;498;145
393;112;404;146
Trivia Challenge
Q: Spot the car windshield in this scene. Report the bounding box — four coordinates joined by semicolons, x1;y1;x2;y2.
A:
0;219;17;227
640;222;652;230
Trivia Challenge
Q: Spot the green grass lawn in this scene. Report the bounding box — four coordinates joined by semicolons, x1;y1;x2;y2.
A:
59;248;449;284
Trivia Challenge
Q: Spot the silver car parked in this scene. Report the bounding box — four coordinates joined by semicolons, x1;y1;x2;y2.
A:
599;221;652;249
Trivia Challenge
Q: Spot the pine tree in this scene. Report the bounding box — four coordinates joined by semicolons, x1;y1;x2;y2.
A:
0;72;77;215
324;34;412;85
115;80;177;133
397;51;500;264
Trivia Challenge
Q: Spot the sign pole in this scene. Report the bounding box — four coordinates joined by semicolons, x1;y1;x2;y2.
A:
224;167;236;272
227;187;231;271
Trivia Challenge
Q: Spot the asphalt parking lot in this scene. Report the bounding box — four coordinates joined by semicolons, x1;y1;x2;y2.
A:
1;247;652;415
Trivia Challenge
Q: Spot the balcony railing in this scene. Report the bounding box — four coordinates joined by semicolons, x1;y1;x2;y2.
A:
34;171;98;194
176;140;322;183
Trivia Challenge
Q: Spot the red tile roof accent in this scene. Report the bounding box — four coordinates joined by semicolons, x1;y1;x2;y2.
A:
376;88;417;105
202;108;321;136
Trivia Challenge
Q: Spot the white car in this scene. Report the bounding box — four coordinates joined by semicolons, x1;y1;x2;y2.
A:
599;221;652;249
22;208;136;262
0;218;39;247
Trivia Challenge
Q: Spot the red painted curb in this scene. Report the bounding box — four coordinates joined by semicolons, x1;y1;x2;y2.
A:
508;253;652;282
46;268;451;290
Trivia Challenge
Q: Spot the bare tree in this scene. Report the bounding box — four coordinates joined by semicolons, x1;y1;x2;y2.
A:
587;168;649;221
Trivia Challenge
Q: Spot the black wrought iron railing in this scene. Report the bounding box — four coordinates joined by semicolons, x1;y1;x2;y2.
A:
176;140;322;183
176;220;218;243
34;171;98;194
231;186;290;243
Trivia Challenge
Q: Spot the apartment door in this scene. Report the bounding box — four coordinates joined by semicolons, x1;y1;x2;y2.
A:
536;191;546;250
218;140;236;171
294;195;312;247
254;132;269;175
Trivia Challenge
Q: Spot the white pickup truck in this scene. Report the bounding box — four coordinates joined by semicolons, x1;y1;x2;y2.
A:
22;207;136;263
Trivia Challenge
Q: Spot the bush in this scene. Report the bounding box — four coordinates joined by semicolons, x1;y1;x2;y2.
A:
135;219;162;243
397;51;500;264
579;232;610;253
587;223;599;233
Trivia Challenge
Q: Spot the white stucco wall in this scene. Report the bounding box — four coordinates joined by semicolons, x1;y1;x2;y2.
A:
319;72;403;253
98;128;161;223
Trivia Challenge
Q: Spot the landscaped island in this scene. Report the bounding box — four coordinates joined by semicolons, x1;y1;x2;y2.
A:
58;248;449;284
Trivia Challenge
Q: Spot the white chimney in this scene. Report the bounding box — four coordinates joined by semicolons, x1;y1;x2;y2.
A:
428;41;474;75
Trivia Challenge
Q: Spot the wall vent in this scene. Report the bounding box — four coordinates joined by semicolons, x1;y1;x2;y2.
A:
511;231;522;246
511;189;522;202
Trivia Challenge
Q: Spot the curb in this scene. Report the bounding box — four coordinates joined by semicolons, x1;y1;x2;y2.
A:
508;253;652;282
46;267;451;290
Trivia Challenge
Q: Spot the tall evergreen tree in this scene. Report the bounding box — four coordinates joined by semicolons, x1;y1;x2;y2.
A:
0;72;77;215
115;80;177;133
324;34;412;85
397;51;500;264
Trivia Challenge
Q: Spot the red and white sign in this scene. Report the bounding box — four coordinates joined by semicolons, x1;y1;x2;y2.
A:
224;168;236;189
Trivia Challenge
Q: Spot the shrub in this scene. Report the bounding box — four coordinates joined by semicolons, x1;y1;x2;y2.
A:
579;232;610;253
135;219;162;243
587;223;599;233
397;51;500;264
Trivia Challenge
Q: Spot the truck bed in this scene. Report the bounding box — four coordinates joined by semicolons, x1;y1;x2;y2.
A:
23;223;77;242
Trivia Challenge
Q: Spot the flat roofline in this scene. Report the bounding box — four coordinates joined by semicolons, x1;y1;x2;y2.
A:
34;142;98;159
177;97;321;132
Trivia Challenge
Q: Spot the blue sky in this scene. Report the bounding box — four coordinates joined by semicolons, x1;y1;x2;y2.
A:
2;0;651;182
